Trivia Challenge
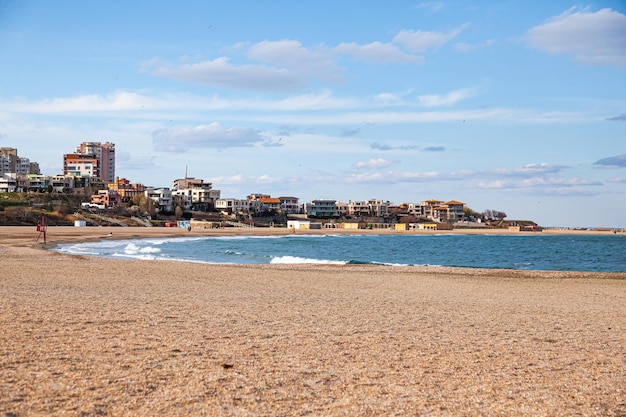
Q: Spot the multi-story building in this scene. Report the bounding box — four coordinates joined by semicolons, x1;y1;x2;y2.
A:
0;173;17;192
91;189;123;208
25;174;49;191
0;148;40;176
367;199;390;217
0;148;18;174
340;199;390;217
172;177;220;210
63;153;99;178
75;142;116;183
146;188;173;212
305;199;339;218
347;200;371;216
108;177;146;201
433;200;465;222
279;196;301;214
50;175;75;193
421;199;444;219
215;198;252;214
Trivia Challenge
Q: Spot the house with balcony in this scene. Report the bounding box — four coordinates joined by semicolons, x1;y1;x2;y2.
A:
367;199;390;217
25;174;50;192
91;189;123;208
305;199;339;218
279;196;301;214
215;198;251;214
172;177;220;210
63;153;99;179
421;200;444;219
146;188;173;212
258;197;281;212
0;173;17;192
108;177;146;201
347;200;371;216
433;200;466;222
51;175;75;193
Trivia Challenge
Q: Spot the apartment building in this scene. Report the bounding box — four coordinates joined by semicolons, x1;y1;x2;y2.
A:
0;148;40;176
51;175;75;192
367;199;390;217
0;173;17;192
279;196;300;214
75;142;116;183
146;188;173;212
433;200;466;222
305;199;339;217
63;153;99;178
215;198;251;214
258;197;281;212
108;177;146;201
172;177;220;209
91;189;123;208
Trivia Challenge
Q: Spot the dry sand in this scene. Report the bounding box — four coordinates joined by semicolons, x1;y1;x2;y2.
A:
1;226;625;416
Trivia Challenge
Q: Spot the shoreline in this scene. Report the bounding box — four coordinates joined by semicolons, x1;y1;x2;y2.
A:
2;223;622;246
1;226;625;415
3;225;623;277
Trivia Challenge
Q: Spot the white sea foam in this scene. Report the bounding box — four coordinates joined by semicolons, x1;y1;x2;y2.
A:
113;252;157;260
270;255;346;264
123;243;161;255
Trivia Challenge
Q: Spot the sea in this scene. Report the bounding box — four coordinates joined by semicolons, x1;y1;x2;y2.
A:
54;233;626;273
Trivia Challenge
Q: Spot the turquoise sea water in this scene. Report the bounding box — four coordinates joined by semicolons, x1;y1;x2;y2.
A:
54;233;626;273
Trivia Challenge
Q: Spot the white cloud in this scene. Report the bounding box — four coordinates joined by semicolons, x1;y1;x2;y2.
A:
526;7;626;67
247;40;344;83
334;41;422;63
5;91;156;114
344;170;441;184
146;39;345;92
454;39;495;53
149;57;307;92
209;174;283;185
492;163;568;177
517;177;602;187
355;158;394;169
393;24;469;53
152;122;265;152
416;2;445;13
417;88;476;107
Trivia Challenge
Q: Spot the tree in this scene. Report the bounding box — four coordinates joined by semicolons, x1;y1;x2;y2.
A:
174;205;184;220
130;194;156;217
493;210;507;220
464;206;483;221
482;209;507;221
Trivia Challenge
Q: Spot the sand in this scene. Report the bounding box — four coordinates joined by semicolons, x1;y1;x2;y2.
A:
1;226;625;416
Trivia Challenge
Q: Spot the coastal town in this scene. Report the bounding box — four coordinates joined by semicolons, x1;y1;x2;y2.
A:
2;142;538;231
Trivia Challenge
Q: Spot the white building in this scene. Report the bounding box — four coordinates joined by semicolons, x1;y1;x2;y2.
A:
146;188;173;212
215;198;252;214
171;177;220;209
279;196;301;214
305;199;339;218
0;173;17;192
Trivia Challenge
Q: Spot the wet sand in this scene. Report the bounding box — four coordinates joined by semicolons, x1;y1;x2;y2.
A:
1;226;625;416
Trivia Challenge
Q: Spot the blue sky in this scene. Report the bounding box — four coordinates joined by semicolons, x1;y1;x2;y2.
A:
1;1;625;227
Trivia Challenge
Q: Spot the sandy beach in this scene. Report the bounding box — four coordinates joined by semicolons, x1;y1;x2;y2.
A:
1;226;625;416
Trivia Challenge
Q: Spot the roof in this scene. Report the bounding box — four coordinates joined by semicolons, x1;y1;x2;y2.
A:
444;200;465;205
259;197;280;204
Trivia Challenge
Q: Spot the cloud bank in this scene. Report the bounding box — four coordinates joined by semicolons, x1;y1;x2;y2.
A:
526;7;626;67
